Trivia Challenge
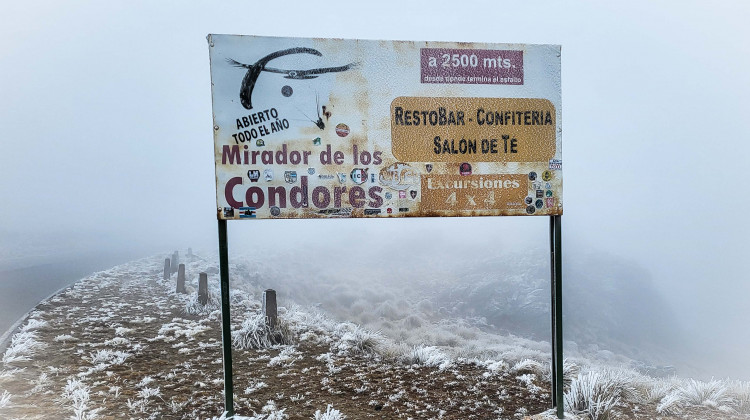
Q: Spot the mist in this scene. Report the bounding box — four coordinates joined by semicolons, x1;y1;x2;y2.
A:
1;0;749;382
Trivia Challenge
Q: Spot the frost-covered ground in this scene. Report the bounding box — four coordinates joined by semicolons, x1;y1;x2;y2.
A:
0;254;748;419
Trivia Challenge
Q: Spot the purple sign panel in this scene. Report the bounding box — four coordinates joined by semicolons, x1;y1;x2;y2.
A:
421;48;524;85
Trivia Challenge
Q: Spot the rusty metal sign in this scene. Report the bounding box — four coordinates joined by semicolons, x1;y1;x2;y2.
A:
208;35;561;219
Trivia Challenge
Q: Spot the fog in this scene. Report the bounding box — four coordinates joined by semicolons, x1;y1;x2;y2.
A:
1;1;749;379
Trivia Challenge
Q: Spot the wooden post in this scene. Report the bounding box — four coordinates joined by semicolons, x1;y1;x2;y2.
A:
177;264;186;293
262;289;277;329
171;251;179;274
198;272;208;305
163;258;171;280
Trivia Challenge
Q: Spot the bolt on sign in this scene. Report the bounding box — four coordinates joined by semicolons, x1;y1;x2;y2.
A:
208;35;561;219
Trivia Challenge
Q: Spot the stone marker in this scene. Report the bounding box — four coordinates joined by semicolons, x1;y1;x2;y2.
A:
262;289;277;328
171;251;179;274
177;263;186;293
198;272;208;305
163;258;171;280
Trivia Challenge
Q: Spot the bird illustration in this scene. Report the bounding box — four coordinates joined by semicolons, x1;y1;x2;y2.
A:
227;47;357;110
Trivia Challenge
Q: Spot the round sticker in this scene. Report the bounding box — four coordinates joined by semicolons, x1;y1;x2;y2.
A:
542;170;553;181
528;172;537;181
335;123;350;137
460;162;472;176
281;85;293;97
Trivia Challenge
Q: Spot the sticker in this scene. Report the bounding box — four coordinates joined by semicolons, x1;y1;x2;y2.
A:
370;173;376;183
270;206;281;216
247;170;260;182
284;171;298;183
399;190;407;199
410;190;418;199
545;182;552;189
264;169;273;181
337;173;347;184
256;139;265;146
319;208;353;217
546;190;553;197
525;196;533;205
350;168;368;185
387;208;393;214
385;192;393;200
460;162;472;176
281;85;293;97
535;199;544;209
335;123;350;137
542;170;553;182
308;168;315;175
318;174;335;180
379;163;419;191
526;205;535;214
536;189;543;198
399;207;409;212
313;137;322;145
546;198;555;208
364;209;381;215
532;182;542;190
528;172;537;181
223;207;235;218
239;207;257;218
549;159;562;170
425;164;433;173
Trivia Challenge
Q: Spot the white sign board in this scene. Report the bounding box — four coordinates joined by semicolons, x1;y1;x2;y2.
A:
208;35;561;219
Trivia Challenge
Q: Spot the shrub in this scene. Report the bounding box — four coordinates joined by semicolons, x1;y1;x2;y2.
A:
564;371;623;420
232;313;293;349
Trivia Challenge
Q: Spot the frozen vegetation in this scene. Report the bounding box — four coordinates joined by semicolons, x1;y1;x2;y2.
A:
0;252;748;419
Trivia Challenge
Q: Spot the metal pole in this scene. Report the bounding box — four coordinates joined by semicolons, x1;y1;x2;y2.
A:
218;219;234;417
553;215;564;419
549;216;557;407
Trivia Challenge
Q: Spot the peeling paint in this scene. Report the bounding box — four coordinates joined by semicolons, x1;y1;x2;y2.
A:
208;35;561;220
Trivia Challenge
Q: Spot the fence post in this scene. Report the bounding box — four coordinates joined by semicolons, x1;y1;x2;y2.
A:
171;251;179;274
177;264;186;293
262;289;277;329
198;272;208;305
163;258;171;280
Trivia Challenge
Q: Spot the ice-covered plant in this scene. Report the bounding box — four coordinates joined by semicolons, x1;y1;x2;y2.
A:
405;345;452;370
679;378;731;407
727;380;750;414
62;378;102;420
658;378;734;414
2;330;44;364
314;404;346;420
334;324;381;355
511;358;546;375
564;371;622;420
0;390;11;408
232;313;293;349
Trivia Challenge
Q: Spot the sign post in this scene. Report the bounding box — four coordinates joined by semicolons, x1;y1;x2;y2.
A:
208;34;563;418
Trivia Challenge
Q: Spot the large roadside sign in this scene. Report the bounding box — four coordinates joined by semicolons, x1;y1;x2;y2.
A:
208;35;561;219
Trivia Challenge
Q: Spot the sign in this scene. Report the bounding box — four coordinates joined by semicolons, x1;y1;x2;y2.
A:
208;35;562;219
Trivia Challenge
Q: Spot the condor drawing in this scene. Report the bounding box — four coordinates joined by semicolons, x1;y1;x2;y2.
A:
227;47;357;110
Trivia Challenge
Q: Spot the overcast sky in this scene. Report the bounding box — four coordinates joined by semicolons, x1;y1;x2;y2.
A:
2;0;749;376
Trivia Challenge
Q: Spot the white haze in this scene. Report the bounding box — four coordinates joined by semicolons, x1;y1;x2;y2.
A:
1;0;749;379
